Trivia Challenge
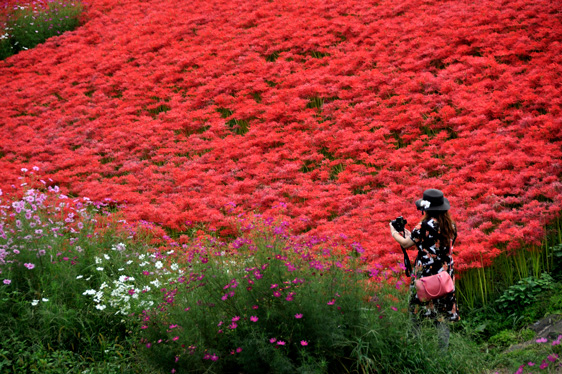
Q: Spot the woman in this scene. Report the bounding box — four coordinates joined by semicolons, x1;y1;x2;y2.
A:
389;188;459;350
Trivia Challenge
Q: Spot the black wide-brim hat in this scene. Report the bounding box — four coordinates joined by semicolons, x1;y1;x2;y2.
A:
415;189;450;212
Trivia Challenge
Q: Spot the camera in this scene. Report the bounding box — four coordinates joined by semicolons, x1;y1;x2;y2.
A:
390;216;407;233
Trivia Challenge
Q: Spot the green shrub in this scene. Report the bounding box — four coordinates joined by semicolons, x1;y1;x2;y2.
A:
1;0;83;59
495;273;554;314
489;330;519;349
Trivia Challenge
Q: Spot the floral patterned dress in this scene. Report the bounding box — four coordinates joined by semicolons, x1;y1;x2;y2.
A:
409;218;459;322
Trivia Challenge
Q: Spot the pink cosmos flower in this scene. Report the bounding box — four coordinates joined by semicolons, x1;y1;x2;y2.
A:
172;336;179;341
229;322;237;329
270;284;278;289
540;360;548;369
3;279;11;285
295;313;303;319
210;354;218;361
536;337;548;343
250;316;258;322
277;341;285;346
269;338;277;343
236;347;242;353
391;306;398;311
300;340;308;346
327;299;335;305
528;362;535;366
273;291;281;297
146;343;151;348
232;316;240;322
547;354;558;362
24;263;35;270
252;305;258;309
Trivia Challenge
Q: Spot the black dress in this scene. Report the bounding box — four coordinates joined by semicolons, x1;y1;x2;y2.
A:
408;218;459;322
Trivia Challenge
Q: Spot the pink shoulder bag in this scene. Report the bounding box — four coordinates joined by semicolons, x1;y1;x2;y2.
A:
415;240;454;302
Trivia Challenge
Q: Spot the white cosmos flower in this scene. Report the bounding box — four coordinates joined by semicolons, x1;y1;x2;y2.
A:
95;304;106;310
95;257;102;264
154;261;163;269
31;300;39;306
83;289;96;295
96;267;104;271
170;263;179;271
42;298;49;302
76;275;83;279
104;254;110;260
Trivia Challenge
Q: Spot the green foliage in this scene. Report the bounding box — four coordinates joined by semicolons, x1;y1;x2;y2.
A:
1;0;84;59
458;218;562;310
495;273;554;314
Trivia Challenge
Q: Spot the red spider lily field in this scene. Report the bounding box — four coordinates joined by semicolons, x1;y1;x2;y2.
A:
1;0;562;272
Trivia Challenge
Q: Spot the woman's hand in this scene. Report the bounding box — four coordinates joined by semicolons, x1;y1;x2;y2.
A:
390;223;415;248
389;222;399;238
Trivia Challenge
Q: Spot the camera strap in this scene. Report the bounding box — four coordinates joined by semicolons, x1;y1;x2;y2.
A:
399;230;413;277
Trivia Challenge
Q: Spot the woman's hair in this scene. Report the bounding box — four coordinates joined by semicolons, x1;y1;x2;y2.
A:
425;210;456;242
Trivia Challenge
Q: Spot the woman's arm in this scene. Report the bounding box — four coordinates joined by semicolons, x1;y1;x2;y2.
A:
389;223;416;248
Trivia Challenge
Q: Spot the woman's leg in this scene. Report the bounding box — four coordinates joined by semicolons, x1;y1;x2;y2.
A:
435;320;450;351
